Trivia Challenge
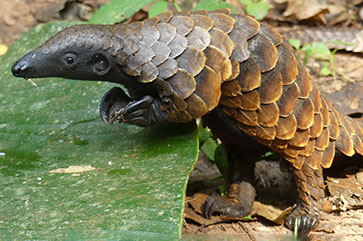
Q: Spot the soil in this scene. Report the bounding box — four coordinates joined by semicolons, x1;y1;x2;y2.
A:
1;0;362;240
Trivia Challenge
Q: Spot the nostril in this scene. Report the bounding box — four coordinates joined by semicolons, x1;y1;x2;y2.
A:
11;65;20;75
11;61;27;77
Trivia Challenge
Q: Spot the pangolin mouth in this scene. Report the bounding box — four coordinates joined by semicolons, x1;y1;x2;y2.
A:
100;87;132;124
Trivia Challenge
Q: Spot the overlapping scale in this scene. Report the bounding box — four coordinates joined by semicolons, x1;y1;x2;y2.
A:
275;42;298;85
248;33;278;72
289;129;310;148
321;142;335;168
294;98;315;130
185;93;208;118
157;58;178;79
277;82;300;117
231;14;259;40
207;12;235;33
295;61;312;98
166;69;195;99
186;26;211;50
176;47;206;76
169;15;194;36
189;13;214;30
236;58;261;92
256;126;276;141
309;113;324;138
151;42;170;66
258;69;283;104
259;23;283;46
275;114;297;140
157;23;177;44
257;103;279;127
209;28;235;57
169;34;188;58
205;45;231;81
195;66;221;111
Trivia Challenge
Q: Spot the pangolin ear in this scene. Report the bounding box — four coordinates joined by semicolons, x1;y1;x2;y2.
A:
93;53;112;76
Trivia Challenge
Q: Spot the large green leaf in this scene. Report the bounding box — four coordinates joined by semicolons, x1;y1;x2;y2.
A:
90;0;155;24
0;19;198;241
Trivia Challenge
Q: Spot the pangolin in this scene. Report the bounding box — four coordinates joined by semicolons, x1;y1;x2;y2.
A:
11;8;363;236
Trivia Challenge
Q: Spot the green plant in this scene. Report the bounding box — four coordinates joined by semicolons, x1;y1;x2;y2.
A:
289;38;354;81
195;0;235;11
240;0;270;20
148;0;182;17
198;123;228;178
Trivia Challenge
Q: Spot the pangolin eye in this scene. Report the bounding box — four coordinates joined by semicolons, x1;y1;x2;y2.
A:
62;53;77;69
65;56;74;65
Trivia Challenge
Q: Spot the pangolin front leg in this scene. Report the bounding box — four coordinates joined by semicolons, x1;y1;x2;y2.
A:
100;87;168;127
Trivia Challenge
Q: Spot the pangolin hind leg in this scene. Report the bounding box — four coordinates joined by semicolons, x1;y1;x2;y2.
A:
203;147;257;219
202;107;268;219
285;162;325;235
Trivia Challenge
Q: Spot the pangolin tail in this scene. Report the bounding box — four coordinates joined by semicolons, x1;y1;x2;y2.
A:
334;111;363;158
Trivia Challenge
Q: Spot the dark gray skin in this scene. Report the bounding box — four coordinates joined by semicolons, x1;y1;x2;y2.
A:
12;26;166;127
13;48;108;79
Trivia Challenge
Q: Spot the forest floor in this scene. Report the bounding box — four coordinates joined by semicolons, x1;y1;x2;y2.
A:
1;0;362;240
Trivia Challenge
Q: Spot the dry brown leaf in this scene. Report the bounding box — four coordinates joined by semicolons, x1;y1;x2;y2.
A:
324;81;363;115
251;201;293;225
282;0;329;20
326;168;363;210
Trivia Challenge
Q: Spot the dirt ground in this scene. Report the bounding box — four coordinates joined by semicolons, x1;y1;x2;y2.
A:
1;0;362;240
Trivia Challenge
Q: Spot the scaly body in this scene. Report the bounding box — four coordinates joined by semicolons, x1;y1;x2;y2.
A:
12;8;363;237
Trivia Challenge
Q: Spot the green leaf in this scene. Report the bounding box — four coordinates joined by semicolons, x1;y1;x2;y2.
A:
321;63;331;76
0;21;198;240
329;40;355;46
90;0;155;24
245;1;270;20
194;0;235;12
149;0;168;18
201;138;218;161
301;43;312;52
321;66;331;76
288;38;301;50
310;42;331;60
198;123;212;145
214;145;228;177
240;0;252;5
301;44;313;64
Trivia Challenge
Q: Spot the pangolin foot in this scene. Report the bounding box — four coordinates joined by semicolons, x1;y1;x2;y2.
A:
285;204;318;241
100;87;154;127
100;87;131;124
203;193;250;219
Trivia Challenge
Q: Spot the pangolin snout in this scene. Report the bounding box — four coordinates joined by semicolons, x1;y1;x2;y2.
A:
12;59;29;77
11;53;36;78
